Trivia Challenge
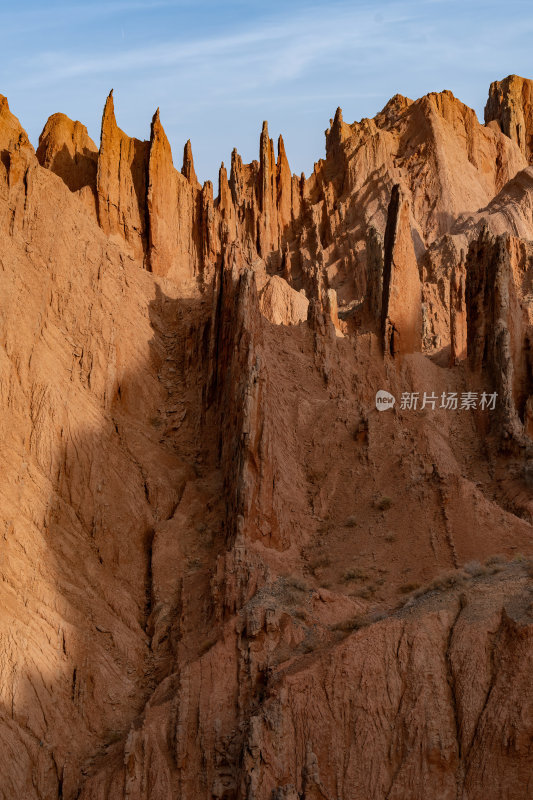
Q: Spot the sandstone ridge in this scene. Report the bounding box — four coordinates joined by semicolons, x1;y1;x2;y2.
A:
0;77;532;799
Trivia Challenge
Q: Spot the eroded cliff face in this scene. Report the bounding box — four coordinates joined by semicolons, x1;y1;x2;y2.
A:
0;76;533;800
485;74;533;164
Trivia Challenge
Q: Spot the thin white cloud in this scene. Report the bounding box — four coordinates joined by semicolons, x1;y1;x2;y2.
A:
12;2;413;90
3;0;532;181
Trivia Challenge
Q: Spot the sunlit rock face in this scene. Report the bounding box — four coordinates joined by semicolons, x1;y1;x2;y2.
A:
0;77;532;799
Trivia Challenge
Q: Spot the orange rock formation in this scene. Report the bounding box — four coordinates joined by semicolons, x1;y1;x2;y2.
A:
0;75;532;799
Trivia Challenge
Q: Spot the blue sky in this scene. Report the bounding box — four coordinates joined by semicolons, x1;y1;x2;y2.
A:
1;0;532;184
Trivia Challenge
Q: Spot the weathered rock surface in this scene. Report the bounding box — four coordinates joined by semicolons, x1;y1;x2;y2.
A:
1;78;533;800
449;255;467;366
36;112;98;193
485;74;533;164
259;275;309;325
466;228;533;458
96;90;152;262
381;184;422;356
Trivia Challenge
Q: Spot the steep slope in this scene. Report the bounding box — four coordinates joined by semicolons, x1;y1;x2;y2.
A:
486;74;533;164
0;76;532;800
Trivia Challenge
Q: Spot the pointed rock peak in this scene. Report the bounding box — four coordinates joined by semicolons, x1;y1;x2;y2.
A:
260;121;273;176
150;107;163;134
277;134;291;181
230;148;243;192
150;107;169;151
230;148;241;170
260;121;270;153
330;108;344;137
326;106;350;156
218;161;230;198
182;139;198;185
100;90;118;142
148;108;173;174
103;90;115;116
0;93;33;152
202;179;213;201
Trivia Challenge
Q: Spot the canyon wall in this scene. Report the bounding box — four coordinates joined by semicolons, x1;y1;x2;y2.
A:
0;76;532;799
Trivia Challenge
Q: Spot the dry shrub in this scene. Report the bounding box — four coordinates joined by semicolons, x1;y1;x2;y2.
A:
286;576;309;592
332;614;368;632
485;554;506;567
353;584;377;599
343;568;369;582
375;495;393;511
309;555;331;574
399;582;420;594
412;570;466;599
463;560;486;577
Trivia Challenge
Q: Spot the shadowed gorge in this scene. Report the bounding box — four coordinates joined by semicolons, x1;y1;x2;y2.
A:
0;76;533;799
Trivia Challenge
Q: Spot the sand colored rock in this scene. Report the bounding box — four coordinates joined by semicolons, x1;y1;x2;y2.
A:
1;78;533;800
259;274;309;325
466;228;533;456
381;184;422;356
36;112;98;193
485;74;533;163
363;224;384;329
146;109;200;284
181;138;199;187
449;255;467;365
0;95;36;234
0;94;33;154
453;166;533;241
96;90;150;260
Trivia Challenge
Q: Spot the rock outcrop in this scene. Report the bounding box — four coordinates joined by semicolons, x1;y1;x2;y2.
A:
1;78;533;800
36;112;98;193
381;184;422;356
96;90;150;260
146;109;199;284
449;255;467;365
259;275;309;326
485;74;533;163
466;228;533;454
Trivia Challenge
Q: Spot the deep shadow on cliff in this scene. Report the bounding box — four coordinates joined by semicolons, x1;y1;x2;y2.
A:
2;266;533;799
0;77;533;799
